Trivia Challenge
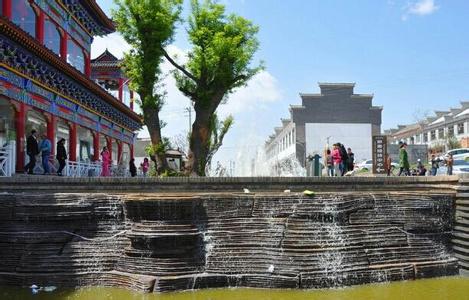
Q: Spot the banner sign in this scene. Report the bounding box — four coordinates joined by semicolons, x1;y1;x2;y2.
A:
372;136;387;175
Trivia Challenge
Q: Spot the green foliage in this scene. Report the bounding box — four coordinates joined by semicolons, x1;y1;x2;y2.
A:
173;0;263;109
113;0;182;109
446;136;461;150
145;137;171;157
205;113;234;173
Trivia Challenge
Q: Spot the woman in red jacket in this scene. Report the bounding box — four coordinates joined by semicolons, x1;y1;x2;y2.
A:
331;144;342;177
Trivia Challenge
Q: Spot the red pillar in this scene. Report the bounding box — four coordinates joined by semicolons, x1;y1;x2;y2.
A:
15;103;27;172
69;123;77;161
117;142;123;163
37;11;45;43
93;132;100;161
118;78;124;102
60;32;68;60
46;115;56;155
3;0;12;19
107;138;112;162
130;144;134;160
84;54;91;77
130;90;134;110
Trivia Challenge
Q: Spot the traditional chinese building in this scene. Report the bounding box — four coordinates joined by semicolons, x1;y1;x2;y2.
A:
0;0;141;173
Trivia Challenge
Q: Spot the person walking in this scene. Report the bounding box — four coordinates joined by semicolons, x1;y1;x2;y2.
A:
141;157;150;177
129;158;137;177
39;133;51;175
24;130;39;174
100;146;111;177
346;147;355;172
339;143;349;176
332;144;342;177
398;142;410;176
56;138;67;176
446;154;454;176
325;149;334;176
385;153;392;176
430;154;439;176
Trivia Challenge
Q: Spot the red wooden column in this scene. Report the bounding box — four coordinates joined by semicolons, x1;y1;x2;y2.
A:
93;132;100;161
84;54;91;77
37;11;45;43
117;142;123;163
118;78;124;102
3;0;12;19
130;90;134;110
14;103;27;171
106;138;112;162
69;123;77;161
60;32;68;60
46;115;56;155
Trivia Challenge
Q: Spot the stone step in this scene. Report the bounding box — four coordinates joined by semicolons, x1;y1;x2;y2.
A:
456;205;469;212
456;210;469;219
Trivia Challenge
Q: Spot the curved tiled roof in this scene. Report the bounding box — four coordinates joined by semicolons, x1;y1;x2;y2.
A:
0;17;141;129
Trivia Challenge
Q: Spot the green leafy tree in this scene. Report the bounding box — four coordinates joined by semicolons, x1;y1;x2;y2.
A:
164;0;262;176
446;136;462;150
113;0;182;174
205;113;234;174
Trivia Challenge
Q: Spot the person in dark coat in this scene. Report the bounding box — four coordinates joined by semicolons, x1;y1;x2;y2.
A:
346;147;355;172
56;138;67;176
129;158;137;177
339;143;349;176
24;130;39;174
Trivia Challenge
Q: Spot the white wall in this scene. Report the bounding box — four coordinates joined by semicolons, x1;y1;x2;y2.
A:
305;123;372;162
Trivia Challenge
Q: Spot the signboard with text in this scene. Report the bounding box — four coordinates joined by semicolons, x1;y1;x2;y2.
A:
372;136;387;175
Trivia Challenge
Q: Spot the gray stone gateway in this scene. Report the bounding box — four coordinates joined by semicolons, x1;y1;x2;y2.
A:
265;83;382;173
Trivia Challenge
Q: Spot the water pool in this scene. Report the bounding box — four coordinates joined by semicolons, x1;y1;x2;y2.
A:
1;277;468;300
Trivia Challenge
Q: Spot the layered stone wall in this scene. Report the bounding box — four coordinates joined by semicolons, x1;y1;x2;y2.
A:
0;187;460;292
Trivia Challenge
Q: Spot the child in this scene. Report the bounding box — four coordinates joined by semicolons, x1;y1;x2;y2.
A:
140;157;149;177
325;149;334;176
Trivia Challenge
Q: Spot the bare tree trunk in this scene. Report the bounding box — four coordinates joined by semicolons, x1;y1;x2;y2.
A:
143;106;169;174
189;110;211;176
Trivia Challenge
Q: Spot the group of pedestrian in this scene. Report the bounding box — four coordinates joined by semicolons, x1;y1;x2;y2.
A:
25;129;152;178
325;143;355;177
429;153;453;176
25;130;67;176
393;141;454;176
128;157;149;177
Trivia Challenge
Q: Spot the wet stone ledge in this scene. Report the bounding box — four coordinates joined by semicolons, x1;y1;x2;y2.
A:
0;190;460;293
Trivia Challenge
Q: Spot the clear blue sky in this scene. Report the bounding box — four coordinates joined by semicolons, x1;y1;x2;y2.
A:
95;0;469;172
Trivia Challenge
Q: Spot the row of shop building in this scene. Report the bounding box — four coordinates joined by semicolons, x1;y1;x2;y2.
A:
0;0;142;174
385;101;469;152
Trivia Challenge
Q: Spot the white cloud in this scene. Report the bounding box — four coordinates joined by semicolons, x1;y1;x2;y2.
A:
218;71;282;117
91;33;131;59
402;0;439;20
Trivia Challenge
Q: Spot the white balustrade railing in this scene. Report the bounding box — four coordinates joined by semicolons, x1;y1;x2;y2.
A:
0;143;14;177
65;160;102;178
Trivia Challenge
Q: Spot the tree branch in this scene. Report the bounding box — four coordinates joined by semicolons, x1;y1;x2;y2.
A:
232;74;247;85
161;47;198;83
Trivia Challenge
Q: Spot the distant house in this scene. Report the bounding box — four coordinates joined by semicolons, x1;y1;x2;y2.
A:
265;83;382;172
133;138;185;172
385;102;469;152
